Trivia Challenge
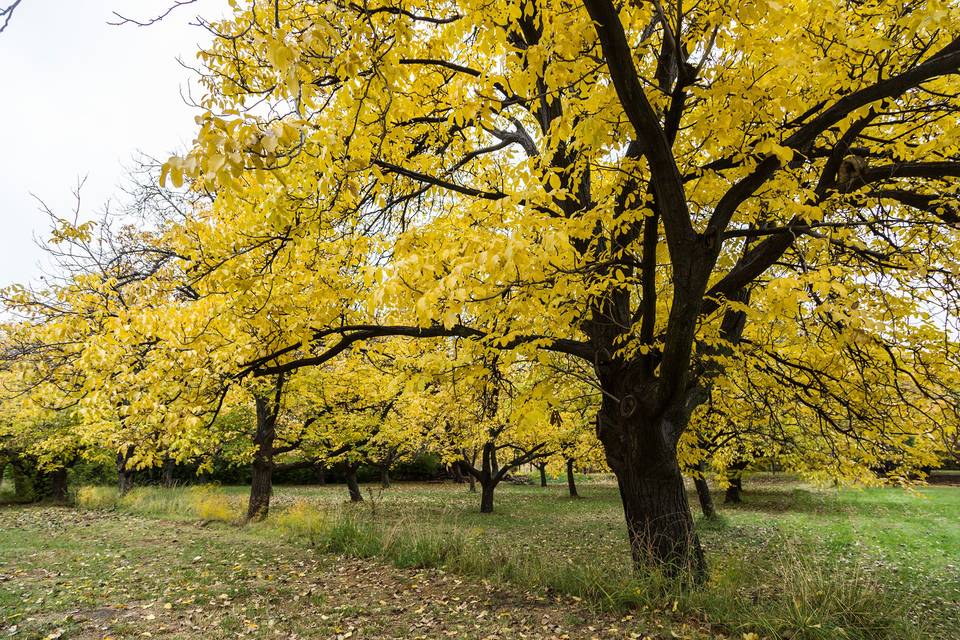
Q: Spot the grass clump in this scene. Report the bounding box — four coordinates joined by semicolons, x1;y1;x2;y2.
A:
189;486;239;523
76;485;119;510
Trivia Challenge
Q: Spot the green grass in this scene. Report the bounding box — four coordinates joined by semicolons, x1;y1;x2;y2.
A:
8;475;959;639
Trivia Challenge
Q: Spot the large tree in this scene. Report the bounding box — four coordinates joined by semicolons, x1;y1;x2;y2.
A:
149;0;960;575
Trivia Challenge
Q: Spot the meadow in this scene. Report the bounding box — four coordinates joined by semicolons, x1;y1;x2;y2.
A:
1;475;957;639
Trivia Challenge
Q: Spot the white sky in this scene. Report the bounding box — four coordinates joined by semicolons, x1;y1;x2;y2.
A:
0;0;225;287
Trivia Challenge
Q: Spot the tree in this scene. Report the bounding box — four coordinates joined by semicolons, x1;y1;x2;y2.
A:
155;0;960;575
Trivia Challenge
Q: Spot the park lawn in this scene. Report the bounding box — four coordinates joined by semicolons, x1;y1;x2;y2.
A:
1;476;957;639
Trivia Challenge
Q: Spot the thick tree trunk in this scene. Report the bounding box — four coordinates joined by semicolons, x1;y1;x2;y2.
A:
479;482;495;513
247;459;273;521
116;450;135;495
246;395;277;522
380;464;391;489
566;458;579;498
598;404;706;578
537;463;547;487
49;468;69;503
693;462;716;519
345;464;363;502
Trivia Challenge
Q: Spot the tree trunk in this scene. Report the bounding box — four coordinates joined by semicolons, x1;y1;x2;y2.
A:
116;450;135;495
693;462;716;519
467;469;476;493
161;458;175;489
49;468;69;503
724;462;746;504
380;464;391;489
12;463;34;501
451;462;465;484
247;458;273;521
478;442;497;513
597;404;706;578
566;458;579;498
537;463;547;487
315;463;327;485
246;394;277;522
345;464;363;502
479;481;495;513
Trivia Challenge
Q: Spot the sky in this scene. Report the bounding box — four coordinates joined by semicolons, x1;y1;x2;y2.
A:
0;0;225;287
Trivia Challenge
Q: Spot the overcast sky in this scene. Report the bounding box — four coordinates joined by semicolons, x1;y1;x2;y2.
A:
0;0;225;287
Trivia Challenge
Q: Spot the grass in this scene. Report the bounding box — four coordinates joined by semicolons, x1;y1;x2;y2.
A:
5;475;959;639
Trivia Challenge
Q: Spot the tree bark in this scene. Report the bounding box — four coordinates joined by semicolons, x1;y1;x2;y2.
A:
161;458;175;489
246;393;278;522
451;462;465;484
116;450;135;495
345;464;363;502
724;462;746;504
537;463;547;487
49;468;69;503
693;462;716;519
566;458;579;498
380;463;391;488
478;442;497;513
315;463;327;485
597;400;707;578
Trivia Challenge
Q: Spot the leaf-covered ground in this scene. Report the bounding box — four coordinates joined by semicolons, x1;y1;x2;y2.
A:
0;506;706;640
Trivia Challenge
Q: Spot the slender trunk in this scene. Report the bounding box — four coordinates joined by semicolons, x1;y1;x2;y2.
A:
479;441;496;513
116;450;135;495
315;464;327;485
467;469;476;493
380;464;391;489
161;458;175;489
724;462;746;504
537;463;547;487
246;395;276;522
451;463;465;484
693;462;716;519
490;446;499;476
566;458;579;498
345;464;363;502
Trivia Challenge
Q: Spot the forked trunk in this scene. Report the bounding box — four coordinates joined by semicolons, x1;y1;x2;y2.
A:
451;463;465;484
566;458;579;498
693;462;716;519
346;465;363;502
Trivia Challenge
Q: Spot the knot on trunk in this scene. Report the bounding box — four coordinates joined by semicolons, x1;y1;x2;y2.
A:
619;394;638;417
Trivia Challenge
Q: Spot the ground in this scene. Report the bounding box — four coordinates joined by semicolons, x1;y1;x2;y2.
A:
1;475;958;640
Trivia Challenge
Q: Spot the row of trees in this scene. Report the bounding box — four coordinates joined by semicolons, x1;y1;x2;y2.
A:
2;0;959;579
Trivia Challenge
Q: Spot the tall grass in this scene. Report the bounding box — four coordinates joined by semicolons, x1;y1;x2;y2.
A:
76;484;240;523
